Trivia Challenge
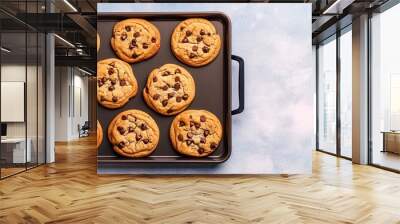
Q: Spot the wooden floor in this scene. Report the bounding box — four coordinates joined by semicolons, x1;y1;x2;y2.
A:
1;136;400;224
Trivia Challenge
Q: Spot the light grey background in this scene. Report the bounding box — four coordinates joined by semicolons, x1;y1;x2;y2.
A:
98;3;313;174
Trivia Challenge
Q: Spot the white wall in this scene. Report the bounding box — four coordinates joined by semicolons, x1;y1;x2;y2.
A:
54;67;89;141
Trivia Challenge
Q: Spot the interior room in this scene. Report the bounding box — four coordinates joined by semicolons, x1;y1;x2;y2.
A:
1;0;400;223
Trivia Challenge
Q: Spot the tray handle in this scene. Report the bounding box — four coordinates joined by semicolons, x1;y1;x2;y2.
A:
231;55;245;115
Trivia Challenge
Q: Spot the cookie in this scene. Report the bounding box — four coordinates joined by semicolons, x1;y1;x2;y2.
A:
111;19;161;63
97;120;103;149
171;18;221;67
143;64;195;116
108;110;159;158
97;33;100;52
170;110;222;157
97;58;138;109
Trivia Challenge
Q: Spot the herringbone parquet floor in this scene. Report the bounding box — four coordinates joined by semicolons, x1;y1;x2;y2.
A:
1;136;400;224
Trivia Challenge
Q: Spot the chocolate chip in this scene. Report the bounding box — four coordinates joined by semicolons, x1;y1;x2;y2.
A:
189;53;196;58
125;26;131;31
182;37;188;43
207;32;211;36
98;80;104;87
198;148;205;154
117;126;125;135
133;32;140;38
202;46;209;53
152;94;160;100
200;29;205;35
162;100;168;107
136;134;142;141
204;130;209;137
174;83;180;90
175;68;181;74
118;142;125;149
132;52;139;58
108;86;115;91
143;139;149;144
196;36;202;42
200;138;206;144
195;123;201;129
151;37;156;43
120;80;126;86
153;76;158;82
190;121;194;127
121;115;127;120
129;40;137;49
210;142;217;149
162;71;171;76
168;92;175;98
167;109;174;113
182;94;189;100
102;77;107;83
178;134;184;141
111;79;116;85
162;85;168;91
187;132;193;139
180;26;185;31
108;68;114;75
175;76;180;82
142;43;148;49
128;126;134;132
186;140;193;146
200;115;206;122
192;45;198;51
140;123;147;131
176;96;182;102
121;32;127;40
112;96;118;102
186;30;192;36
179;121;185;127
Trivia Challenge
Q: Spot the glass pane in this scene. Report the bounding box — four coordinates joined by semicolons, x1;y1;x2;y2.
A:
371;4;400;171
340;28;352;158
1;14;27;177
38;32;45;165
317;36;337;154
27;31;38;169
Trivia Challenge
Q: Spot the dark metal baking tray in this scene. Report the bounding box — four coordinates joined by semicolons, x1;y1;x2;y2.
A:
97;12;244;165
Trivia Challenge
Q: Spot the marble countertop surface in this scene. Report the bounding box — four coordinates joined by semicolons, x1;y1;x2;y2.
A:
97;3;313;174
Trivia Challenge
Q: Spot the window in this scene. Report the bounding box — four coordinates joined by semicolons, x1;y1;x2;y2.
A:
339;27;352;158
317;36;337;154
370;3;400;171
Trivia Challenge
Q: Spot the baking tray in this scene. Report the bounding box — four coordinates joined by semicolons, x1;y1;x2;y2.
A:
97;12;244;165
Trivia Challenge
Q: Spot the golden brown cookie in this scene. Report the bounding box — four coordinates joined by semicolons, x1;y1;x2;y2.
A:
108;110;159;158
97;120;103;148
171;18;221;67
111;19;161;63
97;33;100;52
170;110;222;157
97;58;138;109
143;64;195;116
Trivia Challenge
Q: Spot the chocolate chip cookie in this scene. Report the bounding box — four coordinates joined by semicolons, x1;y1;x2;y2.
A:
108;110;159;158
170;110;222;157
171;18;221;67
97;58;138;109
143;64;195;116
97;120;103;149
111;19;161;63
